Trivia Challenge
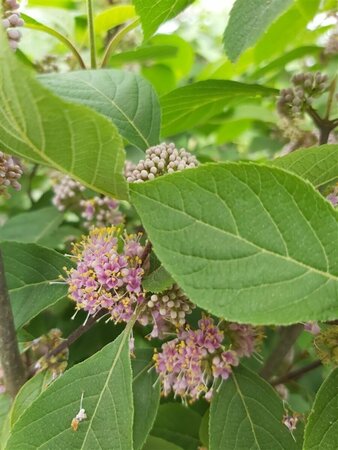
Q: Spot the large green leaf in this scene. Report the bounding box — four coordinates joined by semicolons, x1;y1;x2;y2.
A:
271;145;338;188
151;403;201;450
160;81;277;136
11;372;50;427
0;207;63;246
130;163;338;325
40;69;161;151
210;366;298;449
6;331;133;449
0;31;127;199
223;0;293;61
132;349;160;450
1;242;71;330
303;368;338;449
133;0;195;40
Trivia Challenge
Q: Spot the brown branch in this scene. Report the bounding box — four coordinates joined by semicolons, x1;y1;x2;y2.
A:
0;249;26;398
260;324;304;380
306;105;337;144
271;360;322;386
47;309;107;359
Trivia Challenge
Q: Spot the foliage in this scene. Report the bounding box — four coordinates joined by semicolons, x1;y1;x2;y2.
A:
0;0;337;449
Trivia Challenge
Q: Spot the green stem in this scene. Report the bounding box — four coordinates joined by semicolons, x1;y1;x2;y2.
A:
24;23;86;69
87;0;97;69
325;76;337;120
101;18;140;68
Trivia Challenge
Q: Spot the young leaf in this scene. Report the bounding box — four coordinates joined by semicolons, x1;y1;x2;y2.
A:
6;331;133;449
133;0;195;40
223;0;293;61
130;163;338;325
210;366;298;449
160;81;277;136
0;30;128;200
151;403;202;450
11;372;51;427
271;145;338;188
0;207;63;246
1;242;71;330
94;5;136;35
303;368;338;449
142;266;174;293
40;70;161;151
132;349;160;450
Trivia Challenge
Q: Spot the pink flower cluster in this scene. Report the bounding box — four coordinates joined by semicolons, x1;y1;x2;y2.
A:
65;227;145;323
154;316;239;402
225;323;260;357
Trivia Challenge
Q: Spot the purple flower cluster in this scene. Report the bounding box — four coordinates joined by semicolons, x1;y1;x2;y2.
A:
2;0;24;51
65;227;145;323
326;184;338;207
225;323;261;358
80;196;124;229
154;316;239;402
0;151;23;197
138;284;195;339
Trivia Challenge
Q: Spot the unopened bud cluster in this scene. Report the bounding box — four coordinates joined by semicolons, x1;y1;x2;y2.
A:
65;227;145;323
139;284;195;338
51;173;124;229
30;328;68;379
125;143;198;183
2;0;24;51
80;196;124;229
52;174;85;211
0;151;23;196
154;316;239;402
277;72;328;118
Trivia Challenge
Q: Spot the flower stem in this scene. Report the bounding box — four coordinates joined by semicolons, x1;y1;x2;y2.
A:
0;249;26;398
87;0;97;69
101;18;140;68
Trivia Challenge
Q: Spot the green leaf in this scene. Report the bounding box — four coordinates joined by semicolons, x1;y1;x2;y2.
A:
0;207;63;246
210;366;298;450
0;30;128;200
94;5;136;35
271;145;338;188
6;331;133;449
152;403;201;450
11;372;50;427
40;69;161;151
142;266;174;293
223;0;293;61
130;163;338;325
133;349;160;450
253;0;320;63
1;241;71;330
108;46;178;66
133;0;195;40
160;81;277;136
303;368;338;449
143;436;183;450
